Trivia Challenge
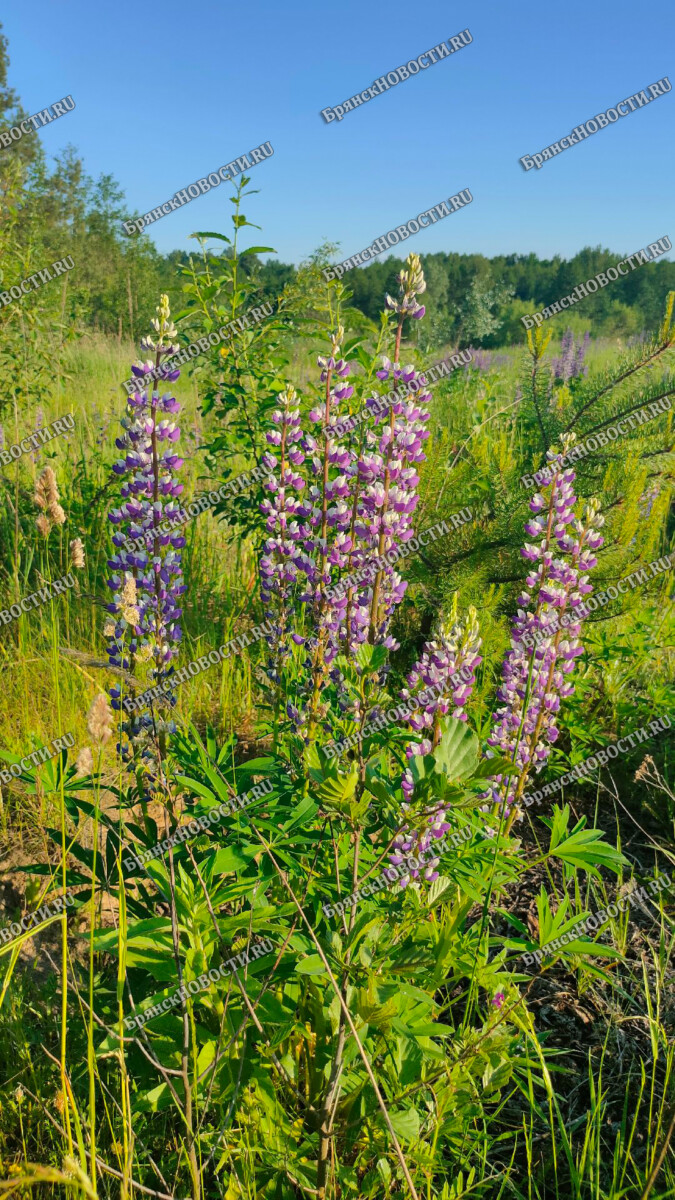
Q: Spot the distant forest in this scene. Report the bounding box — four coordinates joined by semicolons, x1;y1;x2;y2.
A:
1;21;673;349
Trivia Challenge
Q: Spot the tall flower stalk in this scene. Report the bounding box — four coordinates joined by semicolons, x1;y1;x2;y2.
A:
106;295;185;785
391;605;482;881
260;255;430;746
484;438;604;832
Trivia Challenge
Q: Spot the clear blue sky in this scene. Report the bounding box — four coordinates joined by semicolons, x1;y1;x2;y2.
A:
3;0;674;265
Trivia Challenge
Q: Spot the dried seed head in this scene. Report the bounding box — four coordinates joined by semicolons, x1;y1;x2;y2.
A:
36;513;52;538
87;693;114;746
76;746;94;776
121;573;139;625
49;502;67;526
634;754;656;783
103;620;116;638
35;466;59;512
70;538;85;568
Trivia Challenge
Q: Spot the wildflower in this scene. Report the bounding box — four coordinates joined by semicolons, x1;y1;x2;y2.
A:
260;254;431;737
551;329;590;384
76;746;94;776
87;694;113;746
484;437;604;819
69;538;85;569
391;606;482;883
492;991;505;1008
106;295;184;779
384;252;426;319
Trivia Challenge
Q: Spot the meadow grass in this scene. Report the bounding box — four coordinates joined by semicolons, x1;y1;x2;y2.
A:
0;323;673;1199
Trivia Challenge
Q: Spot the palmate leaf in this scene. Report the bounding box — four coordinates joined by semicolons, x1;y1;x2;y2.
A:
314;769;359;814
355;644;388;674
502;887;624;964
363;771;393;806
536;887;588;945
471;755;516;780
544;806;627;877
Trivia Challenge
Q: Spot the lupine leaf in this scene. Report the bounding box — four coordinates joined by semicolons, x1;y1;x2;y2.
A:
433;718;480;782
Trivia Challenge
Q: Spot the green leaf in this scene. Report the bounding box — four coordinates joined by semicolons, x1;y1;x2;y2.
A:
174;775;217;805
209;846;257;876
547;814;627;878
189;231;232;243
376;1159;391;1187
281;795;319;831
389;1108;420;1142
239;245;276;256
315;770;358;814
364;772;393;806
355;644;388;673
427;876;453;906
471;755;516;780
432;718;480;782
295;954;328;977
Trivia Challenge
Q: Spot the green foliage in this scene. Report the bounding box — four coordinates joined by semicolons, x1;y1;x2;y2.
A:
0;24;673;1196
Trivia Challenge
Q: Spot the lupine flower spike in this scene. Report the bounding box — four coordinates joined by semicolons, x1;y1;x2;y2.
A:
484;435;604;829
260;255;431;744
390;606;482;884
106;295;185;785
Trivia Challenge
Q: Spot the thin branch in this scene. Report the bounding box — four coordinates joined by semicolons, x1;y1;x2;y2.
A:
563;344;674;434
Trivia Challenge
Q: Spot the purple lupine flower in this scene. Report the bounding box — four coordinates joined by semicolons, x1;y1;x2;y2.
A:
261;255;432;739
332;255;431;660
106;295;185;779
390;607;482;884
260;329;361;732
631;482;661;544
627;331;648;349
462;347;491;373
638;483;660;520
551;329;590;384
259;382;309;686
483;438;604;818
341;360;431;655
